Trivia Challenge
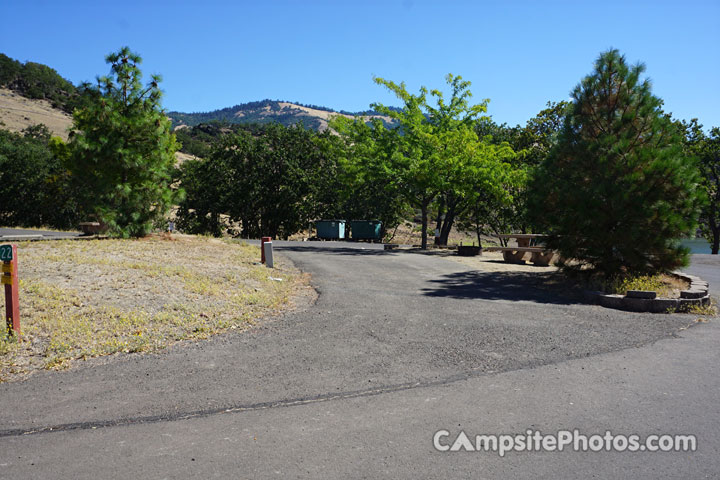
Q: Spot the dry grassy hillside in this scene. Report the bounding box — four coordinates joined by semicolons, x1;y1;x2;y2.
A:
0;88;198;164
0;87;72;139
271;102;393;131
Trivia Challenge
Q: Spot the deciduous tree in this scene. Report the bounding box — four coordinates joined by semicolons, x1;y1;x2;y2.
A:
681;120;720;253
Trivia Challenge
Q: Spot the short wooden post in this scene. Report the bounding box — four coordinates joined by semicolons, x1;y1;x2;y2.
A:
2;244;19;336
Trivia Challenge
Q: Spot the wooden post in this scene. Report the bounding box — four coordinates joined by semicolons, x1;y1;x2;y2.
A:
2;244;19;336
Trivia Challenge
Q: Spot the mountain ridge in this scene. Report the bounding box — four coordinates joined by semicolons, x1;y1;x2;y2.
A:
0;52;397;134
168;99;395;131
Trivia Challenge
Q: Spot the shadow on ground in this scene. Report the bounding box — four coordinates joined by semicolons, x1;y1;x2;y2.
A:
421;270;582;305
274;245;394;256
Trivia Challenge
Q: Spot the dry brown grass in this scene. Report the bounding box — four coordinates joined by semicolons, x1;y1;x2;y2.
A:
0;235;311;381
604;274;689;298
0;87;73;139
0;88;197;165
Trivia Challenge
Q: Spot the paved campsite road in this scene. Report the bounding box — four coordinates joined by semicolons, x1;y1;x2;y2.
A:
0;227;82;240
0;242;718;478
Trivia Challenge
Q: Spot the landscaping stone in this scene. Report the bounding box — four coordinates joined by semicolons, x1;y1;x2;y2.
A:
621;297;653;312
626;290;657;299
599;294;624;309
681;289;707;299
650;298;680;313
583;291;604;304
586;270;711;313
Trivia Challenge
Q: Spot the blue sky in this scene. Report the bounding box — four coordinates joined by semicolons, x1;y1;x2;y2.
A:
2;0;718;129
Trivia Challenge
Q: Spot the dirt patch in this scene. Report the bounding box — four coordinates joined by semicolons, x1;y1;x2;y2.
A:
0;235;312;382
445;250;559;273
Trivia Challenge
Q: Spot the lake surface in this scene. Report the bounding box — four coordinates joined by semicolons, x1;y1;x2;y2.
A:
680;238;714;254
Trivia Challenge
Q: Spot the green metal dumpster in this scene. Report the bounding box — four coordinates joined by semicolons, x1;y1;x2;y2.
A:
315;220;346;240
350;220;382;241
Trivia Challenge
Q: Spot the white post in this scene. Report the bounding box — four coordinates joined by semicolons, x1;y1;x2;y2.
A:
263;241;274;268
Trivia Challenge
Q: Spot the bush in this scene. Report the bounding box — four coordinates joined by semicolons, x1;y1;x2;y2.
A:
0;128;79;229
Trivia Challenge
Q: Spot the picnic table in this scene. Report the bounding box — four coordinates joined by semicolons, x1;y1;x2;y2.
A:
484;234;555;266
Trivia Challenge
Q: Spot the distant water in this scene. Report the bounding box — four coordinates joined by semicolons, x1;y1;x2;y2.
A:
680;238;714;254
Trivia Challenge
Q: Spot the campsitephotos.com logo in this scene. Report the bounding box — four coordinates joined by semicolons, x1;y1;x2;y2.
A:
433;429;697;457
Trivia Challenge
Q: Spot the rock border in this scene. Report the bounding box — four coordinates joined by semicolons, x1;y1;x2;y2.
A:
584;271;711;313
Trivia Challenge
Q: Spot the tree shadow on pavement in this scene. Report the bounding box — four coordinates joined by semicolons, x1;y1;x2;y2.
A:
274;245;394;256
421;270;583;305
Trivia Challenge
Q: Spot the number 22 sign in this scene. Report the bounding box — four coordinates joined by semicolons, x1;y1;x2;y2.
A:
0;245;13;262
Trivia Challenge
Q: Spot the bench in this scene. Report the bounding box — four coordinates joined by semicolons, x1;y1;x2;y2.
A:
484;246;555;266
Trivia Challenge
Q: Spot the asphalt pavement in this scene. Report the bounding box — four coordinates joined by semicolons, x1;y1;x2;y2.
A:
0;241;718;478
0;227;81;241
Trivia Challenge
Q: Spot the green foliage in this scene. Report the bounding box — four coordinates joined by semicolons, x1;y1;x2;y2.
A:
680;120;719;253
0;53;90;113
350;74;518;248
611;275;666;295
0;128;79;228
0;54;23;86
175;156;227;236
173;122;270;158
67;47;180;238
177;123;341;238
530;49;704;277
463;101;571;239
330;116;411;235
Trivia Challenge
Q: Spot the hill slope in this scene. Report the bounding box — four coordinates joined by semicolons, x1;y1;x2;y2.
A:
0;53;395;136
0;87;73;140
168;100;393;131
0;53;82;114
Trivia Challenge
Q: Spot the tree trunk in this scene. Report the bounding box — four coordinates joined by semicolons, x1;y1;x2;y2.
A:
439;204;456;246
420;199;430;250
438;195;466;246
711;216;719;254
434;197;444;245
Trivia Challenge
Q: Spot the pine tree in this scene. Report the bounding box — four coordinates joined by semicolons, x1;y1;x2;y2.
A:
68;47;180;237
530;49;704;277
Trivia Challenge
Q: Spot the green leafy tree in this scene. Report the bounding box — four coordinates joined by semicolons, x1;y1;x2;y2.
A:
370;77;438;248
0;128;79;228
67;47;180;237
697;128;720;254
466;101;571;240
681;120;720;253
530;49;704;277
329;115;411;238
174;155;229;237
177;123;341;239
366;74;515;248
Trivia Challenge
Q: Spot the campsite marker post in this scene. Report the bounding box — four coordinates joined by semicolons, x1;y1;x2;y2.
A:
261;237;272;264
1;244;19;336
